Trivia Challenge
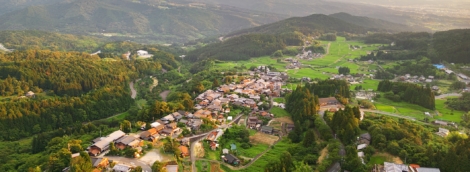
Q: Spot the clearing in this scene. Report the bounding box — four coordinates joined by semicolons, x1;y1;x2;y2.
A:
249;132;279;145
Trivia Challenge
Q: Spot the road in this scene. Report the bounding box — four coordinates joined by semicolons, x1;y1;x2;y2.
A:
105;156;152;172
435;93;461;99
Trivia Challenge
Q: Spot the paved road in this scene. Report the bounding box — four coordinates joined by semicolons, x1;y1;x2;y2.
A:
105;156;152;172
435;93;461;99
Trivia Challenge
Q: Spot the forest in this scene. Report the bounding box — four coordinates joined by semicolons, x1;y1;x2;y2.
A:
0;49;168;141
377;80;435;109
186;33;302;62
359;29;470;63
361;115;470;171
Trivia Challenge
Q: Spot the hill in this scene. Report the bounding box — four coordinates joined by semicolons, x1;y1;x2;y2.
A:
226;14;370;37
329;13;428;32
432;29;470;63
0;0;285;43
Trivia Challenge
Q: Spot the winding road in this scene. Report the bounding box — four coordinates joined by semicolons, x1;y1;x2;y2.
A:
105;156;152;172
0;43;12;52
130;81;137;99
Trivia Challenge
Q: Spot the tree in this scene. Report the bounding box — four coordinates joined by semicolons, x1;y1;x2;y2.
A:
338;67;350;75
121;120;132;133
450;81;466;90
294;161;313;172
272;50;283;57
212;78;220;89
303;129;316;148
70;152;93;172
131;166;143;172
48;148;71;172
152;161;167;172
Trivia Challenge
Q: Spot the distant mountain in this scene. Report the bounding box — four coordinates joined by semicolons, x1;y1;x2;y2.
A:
176;0;413;24
0;0;285;43
329;13;429;32
226;13;413;38
0;0;65;15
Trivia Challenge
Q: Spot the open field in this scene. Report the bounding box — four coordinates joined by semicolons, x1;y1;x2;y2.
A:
273;97;285;103
270;107;290;118
214;37;381;81
249;132;279;145
435;99;464;122
368;152;402;166
221;139;292;172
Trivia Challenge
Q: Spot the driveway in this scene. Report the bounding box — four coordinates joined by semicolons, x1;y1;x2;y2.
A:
105;156;152;172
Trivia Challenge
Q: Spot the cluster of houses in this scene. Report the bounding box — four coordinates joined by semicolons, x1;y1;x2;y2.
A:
87;130;143;157
379;162;441;172
285;58;302;69
330;73;373;84
296;50;321;60
397;74;436;84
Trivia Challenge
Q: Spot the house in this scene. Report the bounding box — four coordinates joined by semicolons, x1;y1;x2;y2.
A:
91;157;109;168
247;116;260;129
188;119;203;130
261;126;274;134
136;50;149;56
115;136;142;150
359;133;371;145
222;154;240;165
206;131;218;141
166;164;179;172
166;122;177;130
357;144;367;150
89;138;113;156
318;97;339;106
436;128;450;137
433;120;448;126
162;114;175;122
230;143;237;151
210;141;219;150
26;91;35;98
432;86;439;90
113;164;132;172
140;129;159;142
286;124;295;132
160;128;174;136
222;149;229;154
179;145;190;157
415;167;441;172
384;162;409;172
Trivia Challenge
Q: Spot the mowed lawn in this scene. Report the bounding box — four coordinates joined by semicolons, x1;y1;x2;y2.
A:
435;99;464;122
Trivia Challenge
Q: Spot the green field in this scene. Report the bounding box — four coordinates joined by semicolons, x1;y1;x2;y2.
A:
214;37;382;81
221;139;292;172
374;98;433;120
273;97;285;103
270;107;290;118
435;99;464;122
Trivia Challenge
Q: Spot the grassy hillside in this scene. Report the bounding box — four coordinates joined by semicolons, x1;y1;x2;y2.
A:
0;0;285;43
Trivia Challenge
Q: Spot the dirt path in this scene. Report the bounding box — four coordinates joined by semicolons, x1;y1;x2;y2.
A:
149;77;158;92
129;81;137;99
325;42;331;55
160;90;171;101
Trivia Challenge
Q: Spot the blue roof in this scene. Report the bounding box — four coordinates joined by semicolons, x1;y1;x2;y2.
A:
433;64;445;69
230;143;237;150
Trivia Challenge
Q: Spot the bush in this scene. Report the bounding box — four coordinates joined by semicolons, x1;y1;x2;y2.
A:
241;143;252;149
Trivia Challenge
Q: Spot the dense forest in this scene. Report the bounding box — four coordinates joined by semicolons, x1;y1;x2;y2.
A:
0;50;168;141
362;115;470;171
377;80;435;109
186;34;302;62
304;80;351;99
359;29;470;63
